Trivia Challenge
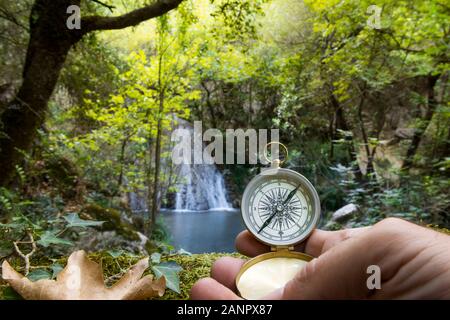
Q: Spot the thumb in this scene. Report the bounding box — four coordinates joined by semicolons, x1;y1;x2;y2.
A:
265;232;380;299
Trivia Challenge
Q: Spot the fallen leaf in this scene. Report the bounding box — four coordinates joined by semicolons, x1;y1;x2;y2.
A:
1;250;165;300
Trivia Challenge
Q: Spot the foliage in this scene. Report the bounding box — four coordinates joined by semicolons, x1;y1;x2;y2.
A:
151;261;183;293
1;250;239;300
0;186;105;257
0;0;448;282
328;164;449;227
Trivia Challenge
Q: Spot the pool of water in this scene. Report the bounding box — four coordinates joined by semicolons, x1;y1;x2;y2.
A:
161;209;244;253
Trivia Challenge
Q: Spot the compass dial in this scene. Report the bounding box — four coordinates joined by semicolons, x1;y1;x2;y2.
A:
241;168;320;246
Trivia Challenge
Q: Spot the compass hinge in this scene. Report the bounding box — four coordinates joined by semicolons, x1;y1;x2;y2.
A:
271;245;294;252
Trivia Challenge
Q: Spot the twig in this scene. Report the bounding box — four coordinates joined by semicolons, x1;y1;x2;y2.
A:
105;271;126;285
12;231;36;276
0;6;29;31
88;0;116;12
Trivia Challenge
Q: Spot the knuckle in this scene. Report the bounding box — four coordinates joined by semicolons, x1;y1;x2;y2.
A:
373;217;408;232
368;217;413;242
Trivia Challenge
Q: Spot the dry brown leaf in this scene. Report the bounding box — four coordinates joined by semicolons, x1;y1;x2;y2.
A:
1;250;165;300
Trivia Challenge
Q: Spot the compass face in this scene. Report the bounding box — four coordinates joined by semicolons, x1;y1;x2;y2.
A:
241;168;320;246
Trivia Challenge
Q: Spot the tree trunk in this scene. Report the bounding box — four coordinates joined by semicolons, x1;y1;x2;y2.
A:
0;0;81;186
402;74;440;170
201;81;217;128
151;100;163;225
0;0;183;188
329;92;364;181
115;135;129;195
150;45;165;228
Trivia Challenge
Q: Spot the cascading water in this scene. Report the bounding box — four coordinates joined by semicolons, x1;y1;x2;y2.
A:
174;159;231;211
172;121;232;211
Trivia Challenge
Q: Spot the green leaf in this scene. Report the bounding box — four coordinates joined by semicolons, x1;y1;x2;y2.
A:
0;222;22;229
176;248;192;256
63;213;104;229
157;242;174;254
27;269;51;282
37;231;73;247
51;263;63;279
107;249;124;258
0;241;13;257
151;261;182;294
150;252;161;264
2;286;23;300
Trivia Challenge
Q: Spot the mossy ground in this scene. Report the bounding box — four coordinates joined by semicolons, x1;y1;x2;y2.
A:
0;251;244;300
1;227;448;300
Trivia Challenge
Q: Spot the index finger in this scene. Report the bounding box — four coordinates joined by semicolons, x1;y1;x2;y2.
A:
235;227;370;257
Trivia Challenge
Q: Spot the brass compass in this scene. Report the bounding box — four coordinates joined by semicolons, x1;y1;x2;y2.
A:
236;142;321;299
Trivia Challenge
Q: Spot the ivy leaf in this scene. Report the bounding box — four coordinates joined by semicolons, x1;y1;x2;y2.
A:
50;263;63;279
27;269;51;282
151;261;182;294
150;252;161;264
37;231;73;247
63;213;104;229
0;222;22;229
176;248;192;256
107;249;124;258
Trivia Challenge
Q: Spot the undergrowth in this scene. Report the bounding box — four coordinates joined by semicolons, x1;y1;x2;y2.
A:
0;251;244;300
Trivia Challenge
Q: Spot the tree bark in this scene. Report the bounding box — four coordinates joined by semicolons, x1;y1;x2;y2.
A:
0;0;183;187
0;0;82;186
151;108;163;225
150;38;166;228
402;74;440;170
329;92;363;181
201;81;217;128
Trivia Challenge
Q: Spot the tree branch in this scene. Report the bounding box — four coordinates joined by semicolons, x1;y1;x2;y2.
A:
88;0;116;12
82;0;183;34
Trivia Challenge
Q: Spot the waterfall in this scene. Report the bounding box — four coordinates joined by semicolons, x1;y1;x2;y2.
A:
174;159;232;211
172;121;233;211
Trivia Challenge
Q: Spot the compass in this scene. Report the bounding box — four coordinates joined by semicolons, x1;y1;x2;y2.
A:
236;142;321;299
242;167;320;247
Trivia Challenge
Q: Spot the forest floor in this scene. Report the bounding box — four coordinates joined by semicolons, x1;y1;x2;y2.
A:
1;226;448;300
0;251;244;300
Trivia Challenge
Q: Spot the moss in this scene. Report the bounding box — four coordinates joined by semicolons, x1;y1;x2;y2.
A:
44;155;80;200
81;204;141;241
157;252;244;300
428;225;450;235
0;251;244;300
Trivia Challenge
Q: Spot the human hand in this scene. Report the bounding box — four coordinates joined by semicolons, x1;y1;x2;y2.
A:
190;218;450;299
